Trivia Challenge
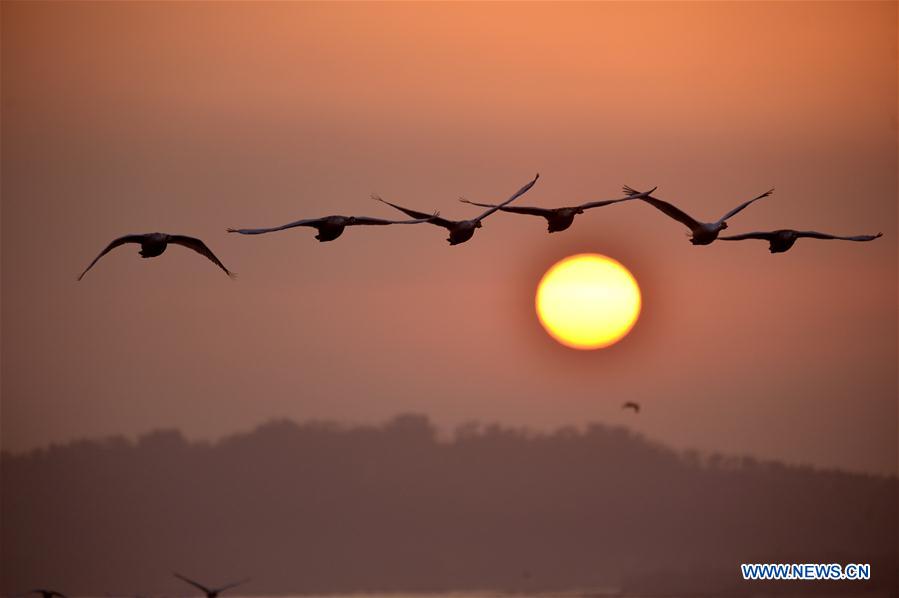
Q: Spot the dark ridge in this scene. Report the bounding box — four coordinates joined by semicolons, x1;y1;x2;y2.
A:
2;414;896;596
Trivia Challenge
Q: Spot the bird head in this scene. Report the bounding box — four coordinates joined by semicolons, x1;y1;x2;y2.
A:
475;220;483;228
719;221;729;230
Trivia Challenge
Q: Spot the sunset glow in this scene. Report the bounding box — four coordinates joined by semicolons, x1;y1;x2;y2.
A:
536;254;641;350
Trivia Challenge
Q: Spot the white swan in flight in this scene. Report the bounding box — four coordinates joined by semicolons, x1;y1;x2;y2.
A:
719;229;882;253
623;185;774;245
78;233;234;280
372;173;540;245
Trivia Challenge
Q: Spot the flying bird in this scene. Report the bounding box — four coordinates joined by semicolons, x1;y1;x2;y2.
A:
623;185;774;245
227;214;435;242
28;590;67;598
719;229;883;253
372;173;540;245
173;574;249;598
78;233;234;280
622;401;641;413
458;186;657;233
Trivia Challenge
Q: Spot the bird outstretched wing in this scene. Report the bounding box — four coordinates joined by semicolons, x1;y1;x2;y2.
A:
717;188;774;223
623;185;701;230
226;218;323;235
577;186;657;211
174;574;214;595
349;215;436;226
77;234;147;281
794;230;882;242
718;231;778;241
458;199;553;217
168;235;235;278
472;173;540;222
371;195;454;228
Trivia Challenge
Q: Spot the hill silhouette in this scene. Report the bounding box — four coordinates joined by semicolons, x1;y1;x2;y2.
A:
2;415;896;596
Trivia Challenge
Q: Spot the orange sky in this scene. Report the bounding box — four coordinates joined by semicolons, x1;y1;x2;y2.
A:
2;1;896;474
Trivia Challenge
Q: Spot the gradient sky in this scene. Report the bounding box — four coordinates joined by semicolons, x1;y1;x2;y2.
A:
2;1;896;475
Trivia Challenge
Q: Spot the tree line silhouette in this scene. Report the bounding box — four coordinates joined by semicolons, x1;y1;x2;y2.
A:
2;415;896;596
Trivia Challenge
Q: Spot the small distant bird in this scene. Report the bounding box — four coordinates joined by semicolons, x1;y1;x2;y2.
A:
458;186;657;233
28;590;67;598
623;185;774;245
78;233;234;280
373;173;540;245
622;401;640;413
227;214;435;242
173;573;249;598
719;229;883;253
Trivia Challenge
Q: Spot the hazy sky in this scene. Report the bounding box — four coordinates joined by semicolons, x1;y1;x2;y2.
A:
2;1;896;475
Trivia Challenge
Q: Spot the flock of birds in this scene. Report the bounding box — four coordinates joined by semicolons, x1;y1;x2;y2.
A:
28;177;883;596
22;574;247;598
28;177;879;598
76;174;882;280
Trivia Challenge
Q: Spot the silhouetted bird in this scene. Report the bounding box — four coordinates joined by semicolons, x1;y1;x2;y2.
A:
227;214;435;242
28;590;67;598
372;173;540;245
622;401;641;413
173;573;249;598
78;233;233;280
719;229;882;253
458;186;656;233
624;185;774;245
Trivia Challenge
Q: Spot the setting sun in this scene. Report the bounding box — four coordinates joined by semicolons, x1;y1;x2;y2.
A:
535;254;641;350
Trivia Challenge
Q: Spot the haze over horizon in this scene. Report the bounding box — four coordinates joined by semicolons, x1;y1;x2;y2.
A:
3;414;896;596
2;1;897;477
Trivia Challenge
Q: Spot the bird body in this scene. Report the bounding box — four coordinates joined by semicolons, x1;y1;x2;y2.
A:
227;214;432;242
447;219;480;245
622;401;641;413
459;187;656;233
624;185;773;245
373;173;540;245
313;218;350;242
546;209;578;233
690;221;728;246
78;233;233;280
720;229;882;253
137;232;170;257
